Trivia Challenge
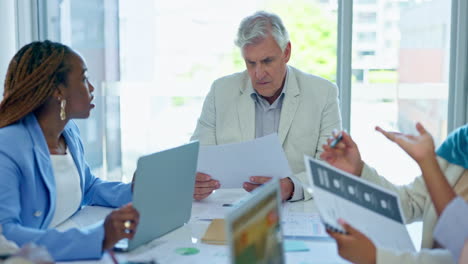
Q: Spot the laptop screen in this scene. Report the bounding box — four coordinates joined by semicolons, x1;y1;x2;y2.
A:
225;180;285;264
115;141;199;252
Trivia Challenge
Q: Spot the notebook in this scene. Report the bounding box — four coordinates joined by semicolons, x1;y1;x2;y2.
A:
304;156;416;252
115;141;199;252
225;180;285;264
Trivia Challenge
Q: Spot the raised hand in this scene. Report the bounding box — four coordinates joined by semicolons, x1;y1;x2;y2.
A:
378;122;458;216
376;122;436;164
320;130;364;176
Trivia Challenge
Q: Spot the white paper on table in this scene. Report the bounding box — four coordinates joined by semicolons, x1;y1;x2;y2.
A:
124;240;228;264
281;202;328;238
281;210;328;239
285;241;350;264
197;133;292;188
304;156;416;252
191;189;250;220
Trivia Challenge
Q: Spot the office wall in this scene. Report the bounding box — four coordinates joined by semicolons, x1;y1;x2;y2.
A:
0;1;17;100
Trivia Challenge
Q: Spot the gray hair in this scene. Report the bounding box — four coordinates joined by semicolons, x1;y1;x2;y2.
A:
235;11;290;52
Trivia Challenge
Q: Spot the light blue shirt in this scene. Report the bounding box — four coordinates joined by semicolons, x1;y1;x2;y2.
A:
250;87;284;138
248;69;304;201
434;196;468;262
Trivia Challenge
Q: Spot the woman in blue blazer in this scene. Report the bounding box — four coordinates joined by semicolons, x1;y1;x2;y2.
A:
0;41;139;261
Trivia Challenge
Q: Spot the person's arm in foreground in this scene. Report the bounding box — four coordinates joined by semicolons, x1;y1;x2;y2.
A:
327;219;376;264
327;219;454;264
375;122;456;216
321;129;433;223
375;122;467;262
0;154;139;261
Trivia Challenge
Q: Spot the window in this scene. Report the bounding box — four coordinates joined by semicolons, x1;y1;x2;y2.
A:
351;0;451;185
43;0;122;180
385;21;393;29
357;0;377;4
357;32;377;42
0;1;16;99
38;0;458;185
351;0;452;248
33;0;467;250
358;50;375;57
385;39;393;48
41;0;337;181
357;12;377;24
117;0;338;181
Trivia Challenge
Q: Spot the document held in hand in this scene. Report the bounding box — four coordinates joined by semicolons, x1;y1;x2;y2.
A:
304;156;416;252
197;133;293;188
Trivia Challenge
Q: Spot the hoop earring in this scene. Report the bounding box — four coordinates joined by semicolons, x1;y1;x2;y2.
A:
60;99;67;120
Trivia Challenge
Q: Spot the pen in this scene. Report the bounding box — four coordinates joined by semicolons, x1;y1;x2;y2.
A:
330;133;343;148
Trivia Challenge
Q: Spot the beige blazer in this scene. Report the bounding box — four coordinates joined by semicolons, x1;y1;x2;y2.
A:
459;242;468;264
361;157;466;264
191;66;342;199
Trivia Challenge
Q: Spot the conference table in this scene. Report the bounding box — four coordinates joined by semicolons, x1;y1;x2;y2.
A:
57;189;349;264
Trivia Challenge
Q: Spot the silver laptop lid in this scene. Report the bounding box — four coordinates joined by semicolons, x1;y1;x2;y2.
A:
225;179;285;264
128;141;199;251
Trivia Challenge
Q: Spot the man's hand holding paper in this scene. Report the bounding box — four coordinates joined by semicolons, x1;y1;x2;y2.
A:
243;176;295;201
193;173;220;201
195;134;293;200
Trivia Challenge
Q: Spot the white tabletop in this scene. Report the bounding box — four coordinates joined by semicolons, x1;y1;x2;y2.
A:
58;189;348;264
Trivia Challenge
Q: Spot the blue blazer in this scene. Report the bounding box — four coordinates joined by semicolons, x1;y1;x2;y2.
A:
0;114;132;261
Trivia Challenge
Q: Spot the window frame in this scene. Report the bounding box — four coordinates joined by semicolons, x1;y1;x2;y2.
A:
448;0;468;131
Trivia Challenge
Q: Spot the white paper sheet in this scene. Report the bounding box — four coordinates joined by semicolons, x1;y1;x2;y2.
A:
285;241;349;264
191;189;250;220
123;238;349;264
282;211;328;239
197;133;292;188
305;157;416;252
124;240;228;264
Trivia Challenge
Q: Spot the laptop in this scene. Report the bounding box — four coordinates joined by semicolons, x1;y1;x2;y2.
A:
115;141;199;252
225;179;285;264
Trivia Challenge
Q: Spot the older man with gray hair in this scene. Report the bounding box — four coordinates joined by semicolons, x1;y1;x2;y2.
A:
191;11;342;201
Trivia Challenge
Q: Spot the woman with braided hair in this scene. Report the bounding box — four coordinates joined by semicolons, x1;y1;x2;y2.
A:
0;40;140;261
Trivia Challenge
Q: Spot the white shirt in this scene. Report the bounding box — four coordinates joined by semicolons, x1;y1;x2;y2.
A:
0;225;18;255
49;151;82;228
